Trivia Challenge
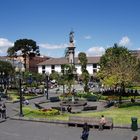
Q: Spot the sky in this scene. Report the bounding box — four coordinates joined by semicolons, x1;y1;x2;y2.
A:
0;0;140;58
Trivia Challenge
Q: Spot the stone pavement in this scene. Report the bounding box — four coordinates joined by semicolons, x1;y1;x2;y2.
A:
0;119;140;140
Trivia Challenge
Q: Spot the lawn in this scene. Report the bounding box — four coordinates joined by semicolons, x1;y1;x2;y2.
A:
75;106;140;125
23;106;69;121
8;90;39;102
23;105;140;125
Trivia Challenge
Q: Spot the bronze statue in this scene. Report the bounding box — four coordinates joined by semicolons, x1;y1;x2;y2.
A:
69;31;74;43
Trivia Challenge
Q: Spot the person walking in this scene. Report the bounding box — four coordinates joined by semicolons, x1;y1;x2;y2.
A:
81;122;90;140
0;103;2;118
133;136;138;140
1;103;6;119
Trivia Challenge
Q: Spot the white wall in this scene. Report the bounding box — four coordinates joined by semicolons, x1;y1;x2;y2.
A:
75;64;82;75
54;65;61;73
87;64;93;75
45;65;52;74
38;66;42;73
38;64;99;75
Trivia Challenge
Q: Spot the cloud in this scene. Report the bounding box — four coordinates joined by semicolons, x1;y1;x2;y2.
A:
86;46;105;56
39;43;68;50
0;38;13;47
0;38;13;55
119;36;131;46
84;35;92;40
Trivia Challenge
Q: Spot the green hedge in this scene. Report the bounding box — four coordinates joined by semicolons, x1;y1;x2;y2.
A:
118;102;140;108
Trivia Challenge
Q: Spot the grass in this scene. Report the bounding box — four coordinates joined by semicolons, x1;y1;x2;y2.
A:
23;106;69;121
75;106;140;125
23;105;140;125
127;86;140;90
7;90;39;102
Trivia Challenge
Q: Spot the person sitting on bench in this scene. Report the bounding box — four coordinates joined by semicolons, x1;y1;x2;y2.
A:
67;105;72;113
99;115;106;130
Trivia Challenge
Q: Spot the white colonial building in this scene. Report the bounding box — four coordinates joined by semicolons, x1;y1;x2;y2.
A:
37;56;100;75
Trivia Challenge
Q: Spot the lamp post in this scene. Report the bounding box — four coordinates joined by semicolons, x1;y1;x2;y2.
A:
62;70;65;97
45;72;49;100
28;73;32;86
0;72;5;88
15;63;25;117
0;72;3;88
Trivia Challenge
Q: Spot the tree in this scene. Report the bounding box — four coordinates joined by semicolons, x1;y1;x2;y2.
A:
133;59;140;84
7;47;17;57
49;71;60;82
0;60;14;90
61;64;76;94
78;52;88;72
7;39;40;70
78;52;90;92
98;43;138;96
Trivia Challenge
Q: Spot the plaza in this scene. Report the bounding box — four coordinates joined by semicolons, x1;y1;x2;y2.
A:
0;90;140;140
0;119;140;140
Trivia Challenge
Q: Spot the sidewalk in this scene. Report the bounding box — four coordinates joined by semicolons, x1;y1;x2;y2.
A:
10;115;140;130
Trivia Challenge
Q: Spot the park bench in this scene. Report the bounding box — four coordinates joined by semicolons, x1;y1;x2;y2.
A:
68;116;113;129
104;101;114;108
49;97;60;102
82;106;97;111
34;103;44;109
86;96;97;102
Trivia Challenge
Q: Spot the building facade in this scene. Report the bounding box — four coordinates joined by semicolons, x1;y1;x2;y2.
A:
37;56;100;76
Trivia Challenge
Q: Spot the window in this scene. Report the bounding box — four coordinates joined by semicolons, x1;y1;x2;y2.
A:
51;65;55;69
42;65;45;69
93;63;97;68
42;70;45;74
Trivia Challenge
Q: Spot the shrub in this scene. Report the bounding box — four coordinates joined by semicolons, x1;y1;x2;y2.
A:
118;102;140;108
24;107;60;116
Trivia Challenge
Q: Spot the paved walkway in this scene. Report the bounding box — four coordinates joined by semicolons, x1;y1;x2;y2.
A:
0;119;140;140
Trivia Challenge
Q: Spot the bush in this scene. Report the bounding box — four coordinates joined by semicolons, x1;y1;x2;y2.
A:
24;107;60;116
76;92;99;101
118;102;140;108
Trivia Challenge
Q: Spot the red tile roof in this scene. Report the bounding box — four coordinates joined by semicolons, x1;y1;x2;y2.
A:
37;56;101;65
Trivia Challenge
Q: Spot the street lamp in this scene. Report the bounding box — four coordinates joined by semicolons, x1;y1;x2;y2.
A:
0;72;4;88
15;63;25;117
45;72;49;100
62;70;65;97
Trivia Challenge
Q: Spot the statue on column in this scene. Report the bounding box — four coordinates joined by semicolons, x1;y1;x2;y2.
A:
69;31;74;43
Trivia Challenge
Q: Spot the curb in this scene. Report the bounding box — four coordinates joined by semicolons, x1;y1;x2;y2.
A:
10;116;68;125
9;116;140;129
